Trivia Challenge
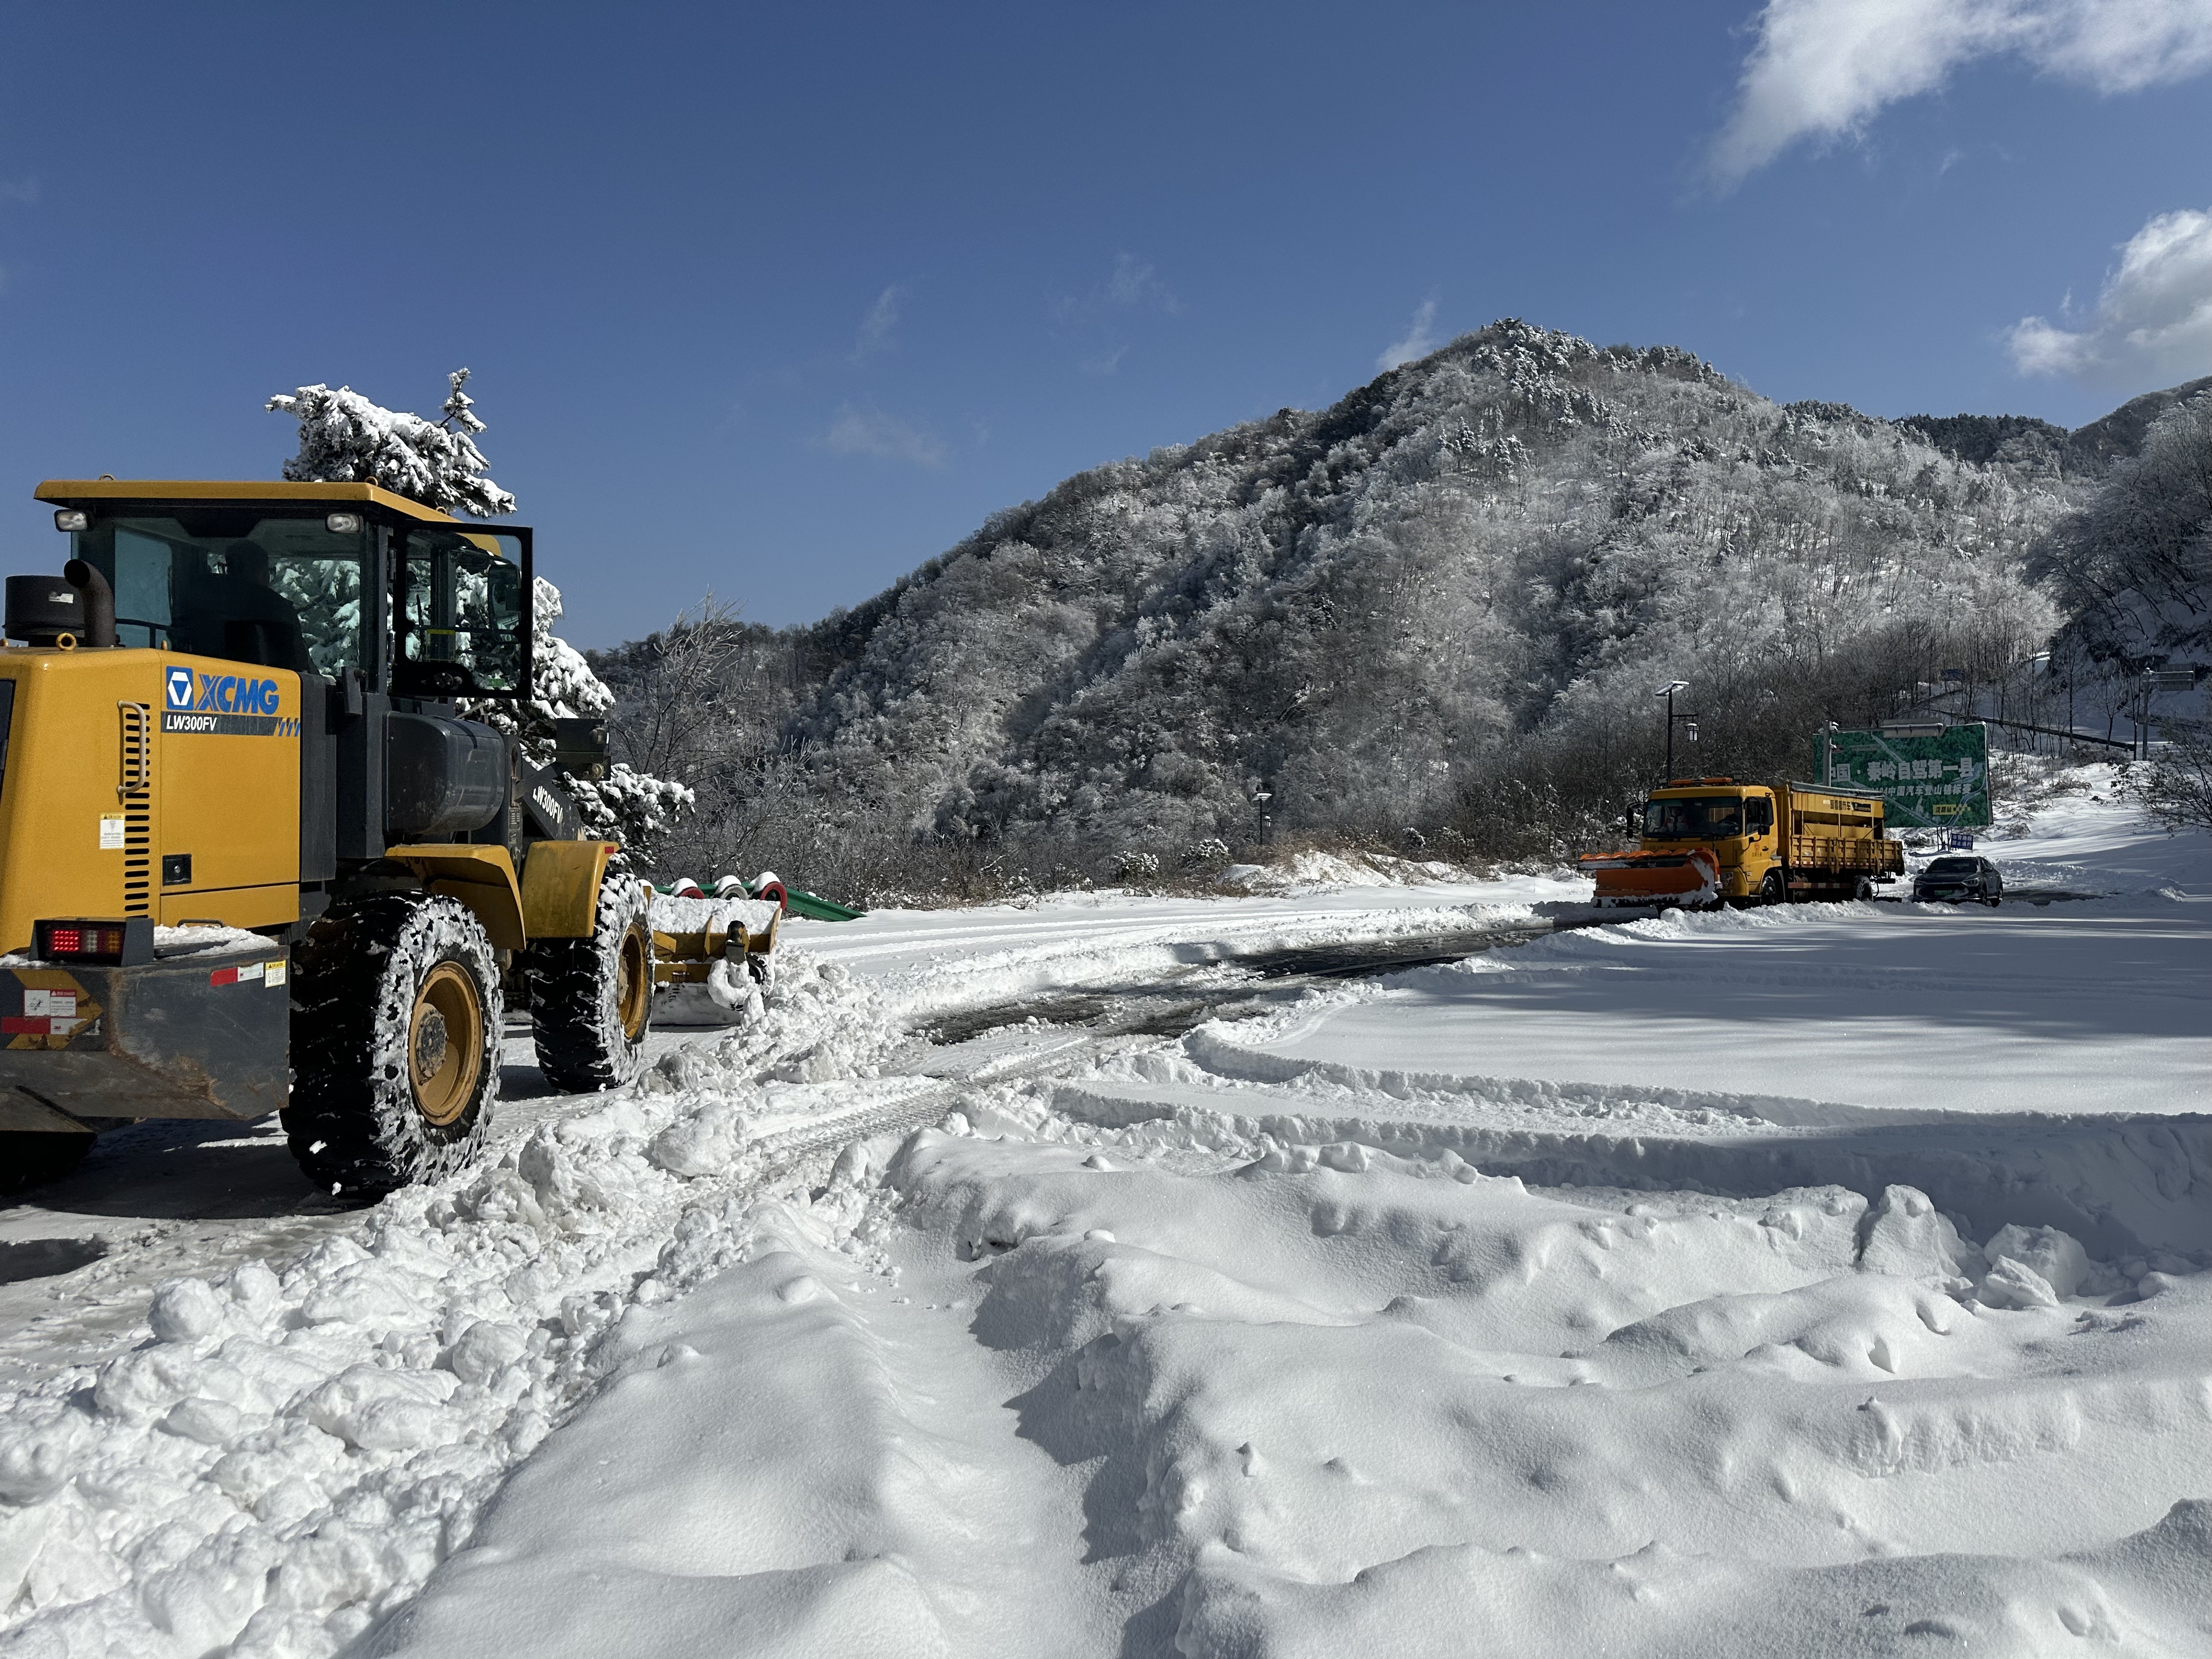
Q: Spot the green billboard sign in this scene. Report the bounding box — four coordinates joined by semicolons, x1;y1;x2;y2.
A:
1814;724;1991;828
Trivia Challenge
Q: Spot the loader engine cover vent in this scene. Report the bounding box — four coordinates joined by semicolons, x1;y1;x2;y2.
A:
36;916;153;966
385;713;507;837
5;576;86;646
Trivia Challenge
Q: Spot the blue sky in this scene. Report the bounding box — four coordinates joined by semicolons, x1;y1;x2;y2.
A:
1;2;2208;645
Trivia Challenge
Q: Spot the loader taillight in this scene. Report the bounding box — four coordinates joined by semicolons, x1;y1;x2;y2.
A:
35;917;153;966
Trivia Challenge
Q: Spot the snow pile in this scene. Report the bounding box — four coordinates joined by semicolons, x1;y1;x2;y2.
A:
0;955;917;1658
362;1091;2212;1657
1218;851;1479;893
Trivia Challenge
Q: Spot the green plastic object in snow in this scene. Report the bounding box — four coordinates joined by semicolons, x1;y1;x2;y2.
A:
780;887;865;922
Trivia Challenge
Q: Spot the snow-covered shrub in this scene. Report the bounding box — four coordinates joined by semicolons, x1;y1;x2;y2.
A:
267;369;517;518
2130;730;2212;832
1115;850;1161;879
1182;837;1231;867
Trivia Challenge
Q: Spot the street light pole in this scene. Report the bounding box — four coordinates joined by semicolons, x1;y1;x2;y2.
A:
1657;680;1691;778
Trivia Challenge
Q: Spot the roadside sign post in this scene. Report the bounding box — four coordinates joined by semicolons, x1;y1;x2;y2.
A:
1816;723;1992;829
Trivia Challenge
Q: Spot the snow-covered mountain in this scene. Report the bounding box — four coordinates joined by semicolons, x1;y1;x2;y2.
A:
599;321;2199;888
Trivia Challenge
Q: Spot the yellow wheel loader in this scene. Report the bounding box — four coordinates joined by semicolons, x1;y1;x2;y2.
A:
0;480;759;1199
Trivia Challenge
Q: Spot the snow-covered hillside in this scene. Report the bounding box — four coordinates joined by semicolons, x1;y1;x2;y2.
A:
597;320;2145;888
0;770;2205;1656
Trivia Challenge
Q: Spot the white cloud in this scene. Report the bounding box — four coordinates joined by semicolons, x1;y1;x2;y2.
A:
823;402;947;467
1054;252;1178;323
1709;0;2212;186
1376;298;1441;370
2009;205;2212;386
850;286;905;363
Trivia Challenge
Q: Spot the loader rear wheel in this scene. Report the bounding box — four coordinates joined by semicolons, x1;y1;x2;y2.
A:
523;860;654;1094
283;893;502;1201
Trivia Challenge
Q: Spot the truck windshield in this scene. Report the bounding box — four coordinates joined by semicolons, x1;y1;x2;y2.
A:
71;512;366;676
1643;795;1744;839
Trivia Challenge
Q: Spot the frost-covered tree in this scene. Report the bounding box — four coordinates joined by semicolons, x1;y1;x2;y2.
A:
268;369;518;517
266;371;689;854
2036;391;2211;668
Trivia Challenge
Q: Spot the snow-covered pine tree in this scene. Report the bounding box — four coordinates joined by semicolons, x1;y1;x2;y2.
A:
266;370;690;851
267;369;520;517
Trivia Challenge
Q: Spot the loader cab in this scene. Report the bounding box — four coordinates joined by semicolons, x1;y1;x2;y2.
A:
43;486;530;703
10;481;535;913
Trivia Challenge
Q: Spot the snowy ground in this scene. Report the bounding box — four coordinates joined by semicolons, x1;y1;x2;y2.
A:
2;769;2208;1656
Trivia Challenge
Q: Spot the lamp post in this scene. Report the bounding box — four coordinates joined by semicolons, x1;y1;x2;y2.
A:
1656;680;1692;778
1254;790;1273;849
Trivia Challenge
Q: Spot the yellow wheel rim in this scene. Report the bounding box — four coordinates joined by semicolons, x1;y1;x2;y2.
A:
616;924;651;1042
409;961;484;1128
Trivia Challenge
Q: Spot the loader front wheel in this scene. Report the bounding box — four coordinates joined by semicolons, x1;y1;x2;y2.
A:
283;893;502;1201
523;861;654;1094
1757;870;1786;906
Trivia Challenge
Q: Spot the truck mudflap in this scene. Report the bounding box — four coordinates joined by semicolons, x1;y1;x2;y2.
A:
0;943;290;1126
1578;848;1719;909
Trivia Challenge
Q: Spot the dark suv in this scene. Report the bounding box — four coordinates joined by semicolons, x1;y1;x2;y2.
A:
1912;855;2003;907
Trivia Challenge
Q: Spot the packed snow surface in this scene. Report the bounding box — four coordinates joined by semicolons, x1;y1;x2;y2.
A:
1;772;2207;1656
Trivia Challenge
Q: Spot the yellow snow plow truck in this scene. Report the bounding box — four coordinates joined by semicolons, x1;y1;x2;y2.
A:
1579;777;1904;910
0;479;764;1198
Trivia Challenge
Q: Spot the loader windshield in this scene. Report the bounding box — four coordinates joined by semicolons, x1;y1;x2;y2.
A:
71;512;366;676
1642;795;1744;839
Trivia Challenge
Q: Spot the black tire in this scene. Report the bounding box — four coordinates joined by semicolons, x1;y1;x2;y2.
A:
0;1131;94;1194
523;861;653;1094
1757;869;1786;906
283;893;502;1201
1854;878;1875;901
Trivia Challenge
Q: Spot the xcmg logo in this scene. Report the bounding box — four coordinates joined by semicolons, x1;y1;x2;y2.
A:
165;670;281;715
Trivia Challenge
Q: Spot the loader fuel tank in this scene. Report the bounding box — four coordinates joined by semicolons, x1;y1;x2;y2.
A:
385;713;507;837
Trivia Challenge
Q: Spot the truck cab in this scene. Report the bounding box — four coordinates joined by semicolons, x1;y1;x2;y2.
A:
1636;780;1780;904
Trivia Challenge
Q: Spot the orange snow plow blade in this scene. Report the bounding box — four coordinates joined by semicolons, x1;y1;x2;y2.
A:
1578;848;1718;909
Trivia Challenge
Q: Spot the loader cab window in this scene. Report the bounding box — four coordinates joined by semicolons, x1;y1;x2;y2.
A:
396;528;526;698
72;513;368;676
1643;795;1746;839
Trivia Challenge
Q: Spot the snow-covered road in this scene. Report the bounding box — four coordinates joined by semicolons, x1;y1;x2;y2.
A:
3;772;2209;1656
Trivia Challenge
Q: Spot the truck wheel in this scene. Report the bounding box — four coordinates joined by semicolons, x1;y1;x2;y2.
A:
523;861;653;1094
1757;870;1785;906
0;1131;94;1194
283;893;502;1201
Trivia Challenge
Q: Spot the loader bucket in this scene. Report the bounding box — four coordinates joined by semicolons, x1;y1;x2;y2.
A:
1578;848;1719;909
